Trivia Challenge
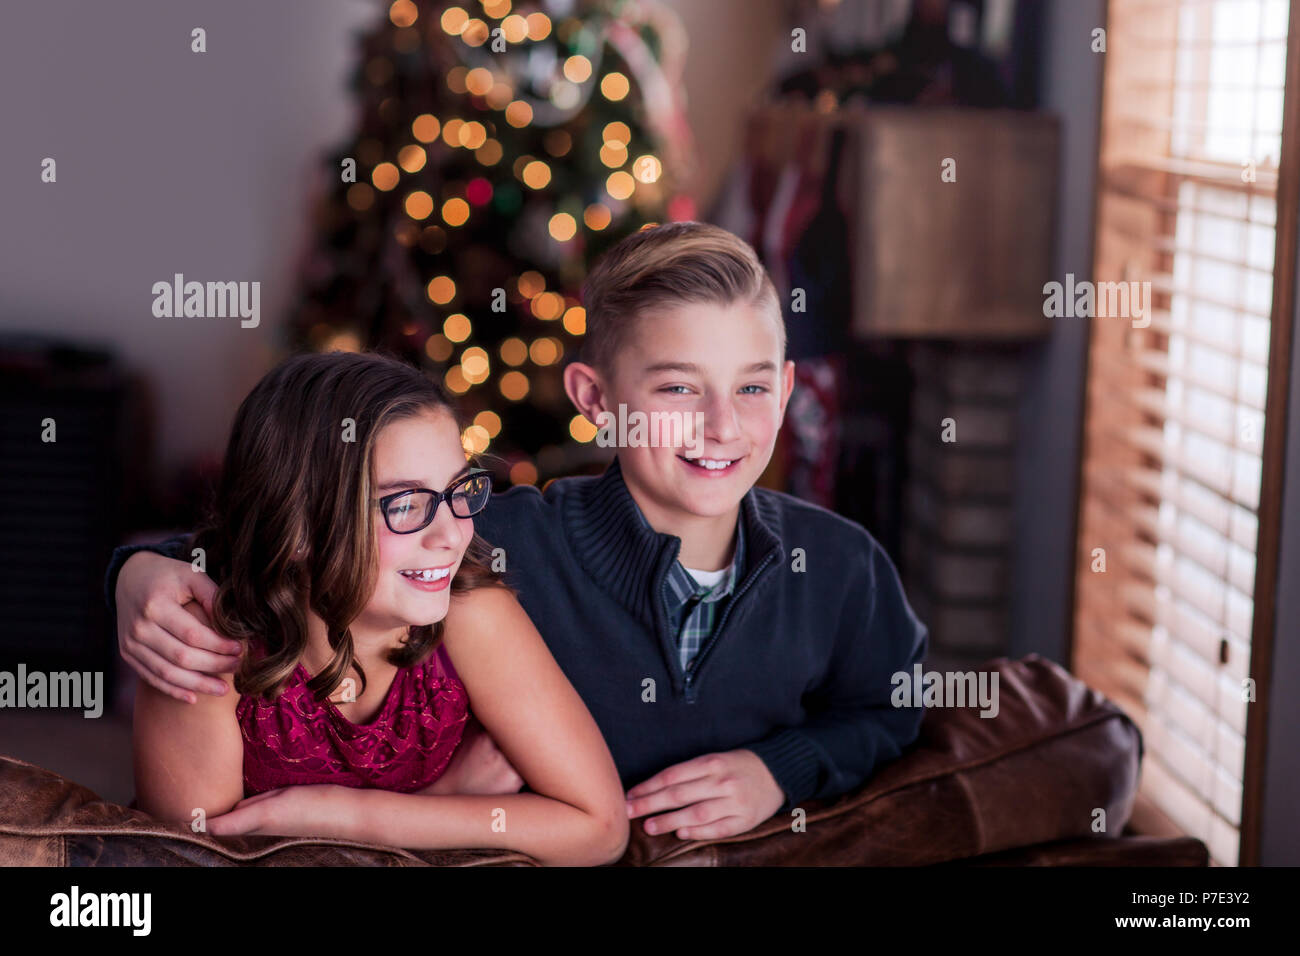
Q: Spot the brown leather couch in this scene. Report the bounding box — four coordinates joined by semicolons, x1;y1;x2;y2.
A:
0;655;1208;866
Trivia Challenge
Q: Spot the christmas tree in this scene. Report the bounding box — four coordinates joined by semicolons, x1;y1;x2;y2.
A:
290;0;694;487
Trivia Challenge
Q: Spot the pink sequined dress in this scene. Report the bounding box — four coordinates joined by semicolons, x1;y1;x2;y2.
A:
235;640;469;796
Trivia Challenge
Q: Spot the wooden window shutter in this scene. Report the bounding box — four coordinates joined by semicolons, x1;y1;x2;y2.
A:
1073;0;1295;866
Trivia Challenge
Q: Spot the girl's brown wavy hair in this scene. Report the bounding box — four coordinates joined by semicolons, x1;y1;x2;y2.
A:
189;350;506;703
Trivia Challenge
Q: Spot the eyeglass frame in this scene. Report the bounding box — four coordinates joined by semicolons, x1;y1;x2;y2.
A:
375;468;493;535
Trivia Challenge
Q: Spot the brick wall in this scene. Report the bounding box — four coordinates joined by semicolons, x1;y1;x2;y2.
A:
902;343;1028;669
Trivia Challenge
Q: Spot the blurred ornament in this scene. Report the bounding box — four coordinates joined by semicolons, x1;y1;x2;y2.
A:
466;177;494;205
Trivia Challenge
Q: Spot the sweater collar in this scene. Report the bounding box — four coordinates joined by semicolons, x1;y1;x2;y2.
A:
562;455;783;624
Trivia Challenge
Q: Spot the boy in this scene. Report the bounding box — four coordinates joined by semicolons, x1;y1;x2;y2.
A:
106;221;928;842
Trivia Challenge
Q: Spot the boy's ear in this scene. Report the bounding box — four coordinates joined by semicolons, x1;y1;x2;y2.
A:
562;360;609;423
777;359;796;420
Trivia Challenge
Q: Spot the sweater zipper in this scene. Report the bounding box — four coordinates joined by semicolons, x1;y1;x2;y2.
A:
682;548;777;702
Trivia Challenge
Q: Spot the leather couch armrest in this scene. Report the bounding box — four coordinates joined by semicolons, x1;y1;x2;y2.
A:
0;755;534;866
615;655;1176;866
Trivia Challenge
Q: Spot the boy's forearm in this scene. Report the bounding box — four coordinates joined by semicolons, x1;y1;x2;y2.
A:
750;554;930;810
343;789;626;866
748;702;925;811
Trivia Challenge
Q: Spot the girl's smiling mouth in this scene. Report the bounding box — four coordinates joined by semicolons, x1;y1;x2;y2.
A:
398;565;454;590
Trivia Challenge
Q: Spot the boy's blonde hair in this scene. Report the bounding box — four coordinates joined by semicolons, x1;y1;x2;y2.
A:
579;221;785;375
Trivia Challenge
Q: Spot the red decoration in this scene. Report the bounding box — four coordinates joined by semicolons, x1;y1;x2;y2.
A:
467;177;493;206
667;194;696;222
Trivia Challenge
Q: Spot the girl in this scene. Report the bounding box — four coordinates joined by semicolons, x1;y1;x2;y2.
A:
132;351;628;866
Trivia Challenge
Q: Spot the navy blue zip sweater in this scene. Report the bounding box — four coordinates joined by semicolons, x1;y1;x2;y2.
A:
105;455;928;811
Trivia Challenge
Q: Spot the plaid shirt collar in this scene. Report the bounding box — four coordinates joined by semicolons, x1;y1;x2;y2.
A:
564;456;784;632
663;520;745;610
628;501;746;614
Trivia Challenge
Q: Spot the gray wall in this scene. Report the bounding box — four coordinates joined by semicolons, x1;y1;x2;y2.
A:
0;0;378;471
1009;0;1105;663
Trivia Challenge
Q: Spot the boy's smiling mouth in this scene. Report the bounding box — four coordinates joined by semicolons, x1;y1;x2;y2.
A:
678;454;744;476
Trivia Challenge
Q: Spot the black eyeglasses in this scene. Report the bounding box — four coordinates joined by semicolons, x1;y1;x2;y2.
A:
376;470;492;534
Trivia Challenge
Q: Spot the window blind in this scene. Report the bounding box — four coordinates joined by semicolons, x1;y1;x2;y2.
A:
1073;0;1290;866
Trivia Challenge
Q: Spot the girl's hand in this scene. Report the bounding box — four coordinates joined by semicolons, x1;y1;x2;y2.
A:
207;784;358;840
420;716;525;796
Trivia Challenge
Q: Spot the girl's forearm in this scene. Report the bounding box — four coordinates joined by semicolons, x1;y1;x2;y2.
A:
341;789;627;866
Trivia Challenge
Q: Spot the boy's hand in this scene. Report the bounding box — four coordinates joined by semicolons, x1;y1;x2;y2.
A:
117;551;242;704
625;749;786;841
417;716;525;796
